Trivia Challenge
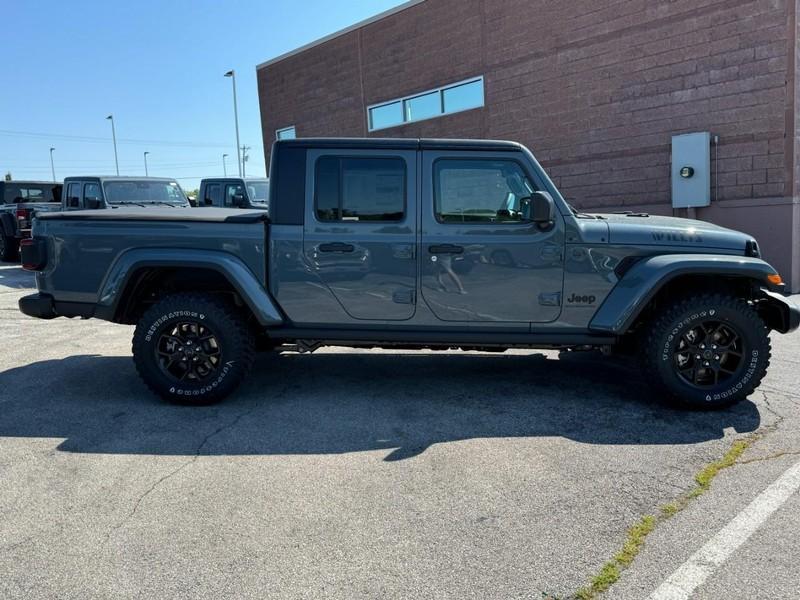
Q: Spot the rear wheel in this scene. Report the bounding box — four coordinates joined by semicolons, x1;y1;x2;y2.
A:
642;293;770;409
132;293;255;405
0;232;18;262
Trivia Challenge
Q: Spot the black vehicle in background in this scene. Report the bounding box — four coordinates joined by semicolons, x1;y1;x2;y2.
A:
0;181;62;261
198;177;269;210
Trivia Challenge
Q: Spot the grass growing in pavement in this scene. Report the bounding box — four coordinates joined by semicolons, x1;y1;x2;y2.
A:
573;434;759;600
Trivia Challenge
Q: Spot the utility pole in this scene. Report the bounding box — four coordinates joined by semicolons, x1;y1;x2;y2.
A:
106;114;119;175
240;145;250;177
143;151;150;176
49;147;56;182
223;153;228;176
224;70;242;176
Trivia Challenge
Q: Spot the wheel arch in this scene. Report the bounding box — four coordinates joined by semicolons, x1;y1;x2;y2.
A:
589;254;783;335
97;248;284;327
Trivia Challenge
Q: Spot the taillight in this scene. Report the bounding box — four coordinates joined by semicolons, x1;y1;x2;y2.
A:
20;237;47;271
16;207;32;230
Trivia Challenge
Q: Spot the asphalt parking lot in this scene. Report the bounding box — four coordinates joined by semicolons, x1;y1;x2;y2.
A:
1;262;799;599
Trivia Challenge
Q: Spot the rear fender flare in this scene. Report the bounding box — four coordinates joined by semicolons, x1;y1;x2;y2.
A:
589;254;781;334
98;248;283;326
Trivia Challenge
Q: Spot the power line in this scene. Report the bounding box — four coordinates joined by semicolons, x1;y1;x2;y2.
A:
0;129;232;148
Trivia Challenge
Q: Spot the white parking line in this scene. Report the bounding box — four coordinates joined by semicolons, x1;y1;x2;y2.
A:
648;457;800;600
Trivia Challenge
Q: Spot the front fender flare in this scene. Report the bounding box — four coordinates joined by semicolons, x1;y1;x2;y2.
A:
589;254;780;334
98;248;283;326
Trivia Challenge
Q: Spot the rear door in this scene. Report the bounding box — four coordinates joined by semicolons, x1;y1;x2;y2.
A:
64;181;83;210
202;183;222;207
420;150;564;323
302;148;417;321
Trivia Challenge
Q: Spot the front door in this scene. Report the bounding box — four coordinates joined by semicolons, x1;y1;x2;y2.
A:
302;149;417;321
420;151;564;323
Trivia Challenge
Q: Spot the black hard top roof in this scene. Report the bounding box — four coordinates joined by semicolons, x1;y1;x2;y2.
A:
63;176;180;183
38;207;268;224
200;177;269;182
274;138;523;152
1;180;61;186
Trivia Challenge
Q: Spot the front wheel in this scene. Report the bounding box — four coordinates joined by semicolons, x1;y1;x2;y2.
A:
132;293;255;405
642;293;771;409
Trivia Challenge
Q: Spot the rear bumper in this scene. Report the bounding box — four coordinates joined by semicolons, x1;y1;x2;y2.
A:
19;293;57;319
18;293;97;320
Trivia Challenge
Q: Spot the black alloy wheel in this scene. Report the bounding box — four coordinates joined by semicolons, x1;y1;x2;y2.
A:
673;320;744;387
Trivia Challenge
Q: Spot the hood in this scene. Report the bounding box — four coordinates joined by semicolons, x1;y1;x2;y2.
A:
596;213;753;252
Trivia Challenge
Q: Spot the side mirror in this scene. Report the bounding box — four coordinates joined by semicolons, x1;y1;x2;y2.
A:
232;193;246;207
86;198;102;209
528;191;555;227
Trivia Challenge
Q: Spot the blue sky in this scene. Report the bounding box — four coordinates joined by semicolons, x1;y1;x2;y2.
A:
2;0;405;190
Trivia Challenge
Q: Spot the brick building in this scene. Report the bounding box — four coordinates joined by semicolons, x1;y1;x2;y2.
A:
257;0;800;291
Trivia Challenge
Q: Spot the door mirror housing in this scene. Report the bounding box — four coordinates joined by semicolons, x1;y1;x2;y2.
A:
232;193;246;207
528;191;555;227
85;198;102;209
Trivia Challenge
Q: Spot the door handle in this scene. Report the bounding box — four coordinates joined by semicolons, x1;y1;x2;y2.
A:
428;244;464;254
319;242;355;253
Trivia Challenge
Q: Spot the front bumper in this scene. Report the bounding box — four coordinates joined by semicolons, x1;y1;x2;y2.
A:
759;289;800;334
19;293;57;319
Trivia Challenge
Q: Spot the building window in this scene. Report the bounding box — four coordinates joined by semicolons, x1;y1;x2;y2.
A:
315;156;405;222
367;76;484;131
276;126;296;140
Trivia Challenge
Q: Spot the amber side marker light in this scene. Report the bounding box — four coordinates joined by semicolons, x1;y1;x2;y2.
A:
767;273;783;285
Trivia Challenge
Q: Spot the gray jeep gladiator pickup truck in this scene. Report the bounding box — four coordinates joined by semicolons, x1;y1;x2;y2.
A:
18;138;799;408
198;177;269;210
0;181;62;261
62;176;190;210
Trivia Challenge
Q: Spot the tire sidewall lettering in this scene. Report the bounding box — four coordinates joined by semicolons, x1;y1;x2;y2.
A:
144;311;206;343
143;310;230;397
659;305;762;403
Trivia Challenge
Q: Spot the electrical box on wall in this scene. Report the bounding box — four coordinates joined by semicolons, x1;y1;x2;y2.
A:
671;132;711;208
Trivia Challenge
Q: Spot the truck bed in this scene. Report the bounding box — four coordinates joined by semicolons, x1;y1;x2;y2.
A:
38;206;269;223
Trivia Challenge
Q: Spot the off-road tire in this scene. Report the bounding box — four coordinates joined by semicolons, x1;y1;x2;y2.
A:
642;293;770;409
132;293;256;405
0;233;18;262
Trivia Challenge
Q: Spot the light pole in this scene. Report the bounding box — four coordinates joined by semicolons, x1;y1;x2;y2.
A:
143;151;150;176
241;145;250;177
49;147;56;182
224;70;242;176
223;153;228;176
106;114;119;175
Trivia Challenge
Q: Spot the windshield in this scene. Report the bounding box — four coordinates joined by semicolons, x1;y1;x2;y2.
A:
4;183;60;204
103;180;188;205
246;180;269;204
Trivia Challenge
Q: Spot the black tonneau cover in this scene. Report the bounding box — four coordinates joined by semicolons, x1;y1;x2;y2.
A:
38;207;269;224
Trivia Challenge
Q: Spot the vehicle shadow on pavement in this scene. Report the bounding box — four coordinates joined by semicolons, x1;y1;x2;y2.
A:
0;350;761;460
0;264;33;290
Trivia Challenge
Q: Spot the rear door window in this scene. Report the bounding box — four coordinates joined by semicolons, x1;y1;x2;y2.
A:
66;183;82;208
314;156;405;222
203;183;222;206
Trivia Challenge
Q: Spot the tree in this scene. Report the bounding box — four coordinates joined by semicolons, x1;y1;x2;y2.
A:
4;172;11;181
